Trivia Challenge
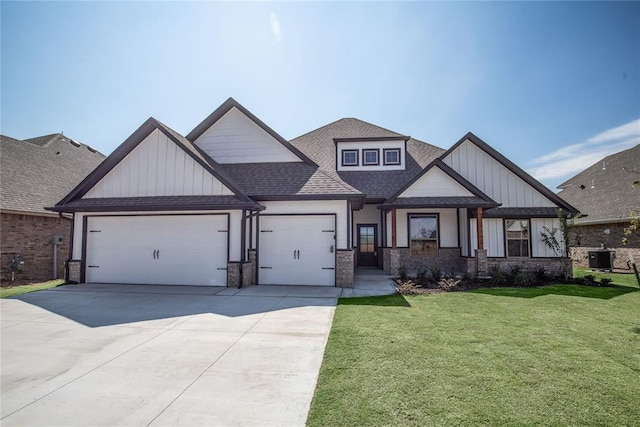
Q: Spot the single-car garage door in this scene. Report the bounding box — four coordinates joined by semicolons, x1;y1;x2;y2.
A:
259;215;335;286
85;215;228;286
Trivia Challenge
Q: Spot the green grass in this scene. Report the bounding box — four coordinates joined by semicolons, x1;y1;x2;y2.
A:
574;266;639;288
0;279;67;298
308;287;640;426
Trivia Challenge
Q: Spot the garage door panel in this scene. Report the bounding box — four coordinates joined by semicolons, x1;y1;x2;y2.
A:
259;215;335;286
86;215;228;286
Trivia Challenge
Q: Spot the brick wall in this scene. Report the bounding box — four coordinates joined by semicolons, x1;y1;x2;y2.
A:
570;222;640;270
1;213;70;283
336;249;354;288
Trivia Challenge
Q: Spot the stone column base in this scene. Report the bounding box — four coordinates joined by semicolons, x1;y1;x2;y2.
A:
67;260;82;283
336;249;354;288
475;249;488;277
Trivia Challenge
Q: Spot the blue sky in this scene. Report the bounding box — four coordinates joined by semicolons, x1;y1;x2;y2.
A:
2;1;639;191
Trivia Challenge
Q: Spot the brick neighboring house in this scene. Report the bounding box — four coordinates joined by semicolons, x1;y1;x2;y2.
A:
557;144;640;270
1;134;105;283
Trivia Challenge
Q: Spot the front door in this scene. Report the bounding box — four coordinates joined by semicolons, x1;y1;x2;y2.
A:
357;225;377;267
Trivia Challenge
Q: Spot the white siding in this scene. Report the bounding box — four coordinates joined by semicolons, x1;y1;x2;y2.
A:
531;218;565;257
400;167;473;198
73;210;242;263
353;204;382;247
259;200;349;249
337;140;405;171
470;218;505;257
84;129;233;198
193;107;302;164
443;140;556;207
394;208;458;248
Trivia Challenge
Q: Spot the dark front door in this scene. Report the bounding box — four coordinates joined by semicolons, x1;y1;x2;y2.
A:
358;225;377;267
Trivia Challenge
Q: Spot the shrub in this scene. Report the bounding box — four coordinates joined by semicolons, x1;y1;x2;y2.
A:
398;265;408;281
489;265;507;286
513;271;534;287
430;267;442;282
600;278;613;286
461;272;474;285
534;268;547;283
438;277;461;291
416;268;428;285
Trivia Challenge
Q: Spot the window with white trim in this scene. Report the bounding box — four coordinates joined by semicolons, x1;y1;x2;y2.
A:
342;150;358;166
363;149;379;165
409;215;438;256
383;148;400;165
506;219;529;257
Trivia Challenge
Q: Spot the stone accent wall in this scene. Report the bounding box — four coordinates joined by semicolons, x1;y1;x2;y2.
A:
336;249;354;288
570;222;640;270
487;257;573;279
397;247;465;275
1;213;70;283
242;249;257;287
67;260;82;283
382;248;402;275
227;263;241;288
475;249;488;276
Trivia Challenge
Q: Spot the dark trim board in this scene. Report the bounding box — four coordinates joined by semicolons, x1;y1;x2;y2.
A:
333;136;409;143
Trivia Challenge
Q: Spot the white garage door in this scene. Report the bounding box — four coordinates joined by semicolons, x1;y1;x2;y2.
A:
85;215;228;286
259;215;335;286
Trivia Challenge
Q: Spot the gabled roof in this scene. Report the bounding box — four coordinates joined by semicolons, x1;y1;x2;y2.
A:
442;132;579;214
186;97;316;166
53;118;260;211
290;118;445;199
1;133;105;215
380;159;499;209
557;143;640;223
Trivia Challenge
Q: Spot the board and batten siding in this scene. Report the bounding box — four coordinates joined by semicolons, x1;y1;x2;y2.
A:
259;200;349;249
84;129;233;198
470;218;505;257
442;140;556;207
387;208;458;248
193;107;302;164
400;167;473;198
72;210;243;262
531;218;565;257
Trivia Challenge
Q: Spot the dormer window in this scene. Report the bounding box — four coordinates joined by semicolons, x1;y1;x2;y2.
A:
363;149;379;166
383;148;400;165
342;150;359;166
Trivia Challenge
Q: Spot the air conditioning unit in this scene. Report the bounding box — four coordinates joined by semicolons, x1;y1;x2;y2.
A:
588;250;614;271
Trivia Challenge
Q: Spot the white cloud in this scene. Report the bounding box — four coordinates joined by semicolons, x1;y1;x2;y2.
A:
270;12;282;42
528;119;640;185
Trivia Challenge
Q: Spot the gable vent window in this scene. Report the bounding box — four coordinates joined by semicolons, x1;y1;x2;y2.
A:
363;149;380;166
342;150;359;166
383;148;400;165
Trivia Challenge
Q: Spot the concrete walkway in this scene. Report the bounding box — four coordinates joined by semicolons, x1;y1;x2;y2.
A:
341;268;397;297
0;284;338;426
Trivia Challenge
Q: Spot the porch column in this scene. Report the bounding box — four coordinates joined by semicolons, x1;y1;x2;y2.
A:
476;207;484;250
391;209;397;249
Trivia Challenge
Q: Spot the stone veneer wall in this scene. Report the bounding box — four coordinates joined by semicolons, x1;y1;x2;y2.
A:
1;213;70;283
67;260;82;283
336;249;354;288
227;263;241;288
397;247;467;274
242;250;257;287
487;258;573;278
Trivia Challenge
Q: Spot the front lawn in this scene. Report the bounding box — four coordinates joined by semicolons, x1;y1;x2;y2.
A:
308;285;640;426
0;279;66;298
574;266;639;288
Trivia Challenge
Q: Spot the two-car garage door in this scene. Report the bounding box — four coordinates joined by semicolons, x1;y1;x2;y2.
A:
259;215;336;286
85;215;228;286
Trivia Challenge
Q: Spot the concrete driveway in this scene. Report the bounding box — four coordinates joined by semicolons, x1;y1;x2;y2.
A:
1;284;339;426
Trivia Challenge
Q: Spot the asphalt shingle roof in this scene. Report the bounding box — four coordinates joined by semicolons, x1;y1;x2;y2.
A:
290;118;445;199
1;134;105;214
557;144;640;223
48;195;259;212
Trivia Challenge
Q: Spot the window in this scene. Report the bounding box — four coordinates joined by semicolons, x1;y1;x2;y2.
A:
409;215;438;256
362;149;379;165
383;148;400;165
506;219;529;257
342;150;358;166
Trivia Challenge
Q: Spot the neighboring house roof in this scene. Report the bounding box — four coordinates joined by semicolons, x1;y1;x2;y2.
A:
52;117;262;212
290;118;445;200
0;133;105;215
557;143;640;224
